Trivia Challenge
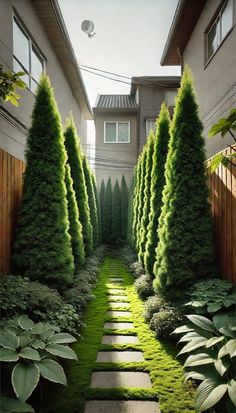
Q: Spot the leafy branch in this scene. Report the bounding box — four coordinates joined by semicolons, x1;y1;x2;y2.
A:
0;64;27;107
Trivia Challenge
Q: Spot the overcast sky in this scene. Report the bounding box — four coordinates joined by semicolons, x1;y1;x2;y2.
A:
58;0;180;144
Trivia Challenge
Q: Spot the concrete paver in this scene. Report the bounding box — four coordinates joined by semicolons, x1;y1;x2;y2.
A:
106;310;131;318
101;335;138;344
84;401;160;413
96;351;144;362
104;322;134;330
108;302;129;308
90;371;152;388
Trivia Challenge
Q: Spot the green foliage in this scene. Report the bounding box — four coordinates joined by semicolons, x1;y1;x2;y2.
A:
134;274;153;300
39;304;84;336
144;104;170;276
120;175;128;239
13;75;74;287
174;313;236;413
65;165;85;271
64;116;93;255
126;174;135;246
1;396;35;412
99;180;106;241
143;295;167;322
0;316;77;404
131;160;141;249
150;309;185;341
136;148;147;251
82;157;99;247
91;173;102;242
138;131;155;265
111;180;121;240
153;67;217;295
0;64;27;107
102;178;112;242
186;279;236;314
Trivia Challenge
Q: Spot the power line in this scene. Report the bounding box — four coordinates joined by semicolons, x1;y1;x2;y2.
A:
80;67;131;85
80;64;131;80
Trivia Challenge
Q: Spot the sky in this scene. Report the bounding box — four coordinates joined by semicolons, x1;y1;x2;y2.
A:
58;0;180;145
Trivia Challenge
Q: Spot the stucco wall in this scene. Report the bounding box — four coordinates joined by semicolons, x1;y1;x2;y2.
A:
0;0;87;161
183;0;236;157
94;113;137;187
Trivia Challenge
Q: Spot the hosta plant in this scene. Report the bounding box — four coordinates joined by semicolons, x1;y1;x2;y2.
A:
186;279;236;314
173;313;236;412
1;396;35;413
0;315;77;403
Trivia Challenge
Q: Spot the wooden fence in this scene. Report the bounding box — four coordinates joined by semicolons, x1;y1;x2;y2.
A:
0;149;25;274
207;145;236;283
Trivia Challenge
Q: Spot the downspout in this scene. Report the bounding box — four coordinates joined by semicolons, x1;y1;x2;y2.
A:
177;46;184;74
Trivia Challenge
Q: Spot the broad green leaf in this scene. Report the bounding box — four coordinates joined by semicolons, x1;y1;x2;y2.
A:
0;330;18;350
0;348;19;362
5;325;19;335
19;333;32;348
19;347;40;361
178;337;208;355
187;315;215;332
214;358;230;376
205;336;225;348
228;379;236;406
1;396;35;412
35;358;67;385
172;325;194;335
178;331;205;343
6;94;19;106
48;333;76;344
32;339;45;350
12;363;39;402
184;371;207;383
45;344;78;360
213;312;236;330
207;303;222;313
31;322;50;335
18;316;34;331
210;154;224;172
196;378;227;412
184;353;215;368
40;328;55;341
219;327;235;338
218;339;236;358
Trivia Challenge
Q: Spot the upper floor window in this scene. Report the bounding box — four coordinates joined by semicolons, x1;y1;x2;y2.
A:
13;16;45;93
165;89;177;107
104;121;130;143
146;119;156;137
206;0;233;62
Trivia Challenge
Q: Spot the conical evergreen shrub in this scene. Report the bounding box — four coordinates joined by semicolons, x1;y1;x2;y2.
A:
64;116;93;256
144;104;170;276
13;75;74;287
65;164;85;271
136;147;147;251
153;67;217;295
138;131;155;264
92;173;101;243
131;158;141;249
99;179;106;242
111;179;121;240
127;173;135;246
120;175;128;239
103;177;112;242
82;156;99;247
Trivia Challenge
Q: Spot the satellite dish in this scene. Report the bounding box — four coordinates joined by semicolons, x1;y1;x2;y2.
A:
81;20;95;38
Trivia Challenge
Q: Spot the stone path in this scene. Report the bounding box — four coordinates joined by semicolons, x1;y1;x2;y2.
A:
84;268;160;413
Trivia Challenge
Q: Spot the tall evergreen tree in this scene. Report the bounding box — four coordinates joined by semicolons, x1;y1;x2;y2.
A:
64;116;93;256
65;164;85;271
136;147;148;251
127;173;135;246
82;156;99;247
120;175;128;239
99;179;106;242
131;158;141;249
13;75;74;287
138;131;155;265
103;177;112;242
144;104;170;276
111;179;121;240
92;173;101;243
153;67;217;295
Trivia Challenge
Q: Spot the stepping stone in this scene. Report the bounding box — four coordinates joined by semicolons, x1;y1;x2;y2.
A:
109;289;125;294
96;351;144;362
90;371;152;388
108;295;128;301
108;302;129;308
102;335;138;344
109;277;123;281
106;310;131;318
104;322;134;330
84;400;160;413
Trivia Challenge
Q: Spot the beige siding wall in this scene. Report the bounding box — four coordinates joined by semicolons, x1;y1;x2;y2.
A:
94;113;137;187
183;0;236;157
0;0;87;161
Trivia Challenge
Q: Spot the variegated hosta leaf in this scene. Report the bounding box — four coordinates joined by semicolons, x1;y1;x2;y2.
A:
205;336;225;348
218;339;236;358
178;337;208;355
195;378;227;412
187;315;215;332
184;353;215;368
228;379;236;406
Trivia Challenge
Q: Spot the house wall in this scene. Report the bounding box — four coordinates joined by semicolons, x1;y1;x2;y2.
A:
183;0;236;158
94;113;138;187
0;0;87;163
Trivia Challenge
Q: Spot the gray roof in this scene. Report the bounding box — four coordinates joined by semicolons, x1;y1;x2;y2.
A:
94;95;138;111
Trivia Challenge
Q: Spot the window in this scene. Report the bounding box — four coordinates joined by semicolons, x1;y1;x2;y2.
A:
146;119;156;137
13;16;45;92
206;0;233;62
165;89;177;107
104;122;130;143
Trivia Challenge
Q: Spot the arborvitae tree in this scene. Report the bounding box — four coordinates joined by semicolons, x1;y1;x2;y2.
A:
138;131;155;265
120;175;128;239
127;173;135;246
144;104;170;276
111;179;121;240
65;164;85;271
131;158;141;249
153;67;217;295
136;147;148;251
99;179;106;242
82;156;99;247
92;173;101;243
64;116;93;256
13;75;74;287
103;177;112;242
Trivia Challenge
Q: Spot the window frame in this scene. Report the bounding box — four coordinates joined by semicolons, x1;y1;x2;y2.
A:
164;88;177;107
12;12;45;93
104;121;131;144
145;119;156;137
205;0;234;66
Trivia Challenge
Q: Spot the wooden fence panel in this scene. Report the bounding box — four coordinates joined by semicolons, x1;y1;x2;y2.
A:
207;145;236;283
0;149;25;274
